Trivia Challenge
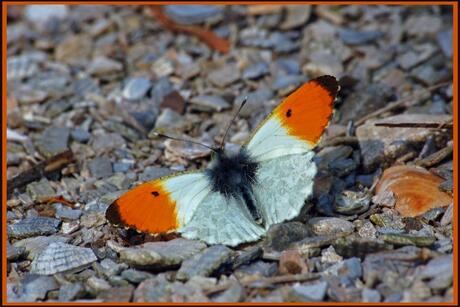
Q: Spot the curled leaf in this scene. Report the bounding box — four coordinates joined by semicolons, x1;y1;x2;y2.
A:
375;165;452;217
149;6;230;54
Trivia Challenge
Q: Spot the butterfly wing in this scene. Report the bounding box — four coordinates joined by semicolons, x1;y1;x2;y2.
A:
105;172;211;234
254;151;317;226
245;75;338;161
179;191;265;246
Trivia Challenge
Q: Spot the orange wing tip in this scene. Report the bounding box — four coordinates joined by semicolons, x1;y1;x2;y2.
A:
311;75;339;100
105;181;180;235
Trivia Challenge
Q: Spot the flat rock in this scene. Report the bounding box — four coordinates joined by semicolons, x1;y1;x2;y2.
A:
13;235;70;260
291;281;328;302
122;77;152;100
242;62;270;80
308;217;354;236
339;28;382;45
281;5;312;30
264;222;311;251
190;95;231;112
8;217;61;240
164;5;223;25
208;65;240;88
26;178;57;202
121;269;155;284
119;238;207;270
176;245;234;281
36;126;70;159
88;156;113;179
30;242;97;275
356;114;451;172
13;274;59;302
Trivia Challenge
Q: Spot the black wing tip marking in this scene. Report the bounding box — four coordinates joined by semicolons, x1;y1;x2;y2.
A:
313;75;339;98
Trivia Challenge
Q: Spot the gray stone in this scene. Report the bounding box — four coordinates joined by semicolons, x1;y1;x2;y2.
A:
356;114;451;172
272;75;306;94
437;28;453;57
308;217;354;236
154;108;185;129
133;275;171;302
30;242;97;275
119;238;207;270
190;95;231;112
281;5;312;30
13;235;70;260
292;281;328;302
164;5;223;25
25;5;68;26
88;156;113;179
339;28;382;45
8;217;61;240
242;62;269;80
70;128;91;143
138;166;173;182
121;269;155;284
26;178;56;202
276;58;300;75
235;88;273;118
208;65;240;88
362;288;381;302
419;254;452;290
264;222;311;251
340;257;362;279
88;57;123;76
58;282;86;302
212;282;245;302
7;242;26;261
176;245;234;281
151;77;173;105
17;274;59;302
36;126;70;159
122;77;152;100
334;190;371;215
54;203;82;220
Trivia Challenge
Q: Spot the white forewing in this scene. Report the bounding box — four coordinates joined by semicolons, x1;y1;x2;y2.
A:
163;173;212;225
179;192;266;246
246;117;312;161
254;151;317;226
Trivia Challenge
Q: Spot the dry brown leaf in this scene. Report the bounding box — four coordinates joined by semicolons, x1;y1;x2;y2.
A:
149;6;230;54
375;165;452;217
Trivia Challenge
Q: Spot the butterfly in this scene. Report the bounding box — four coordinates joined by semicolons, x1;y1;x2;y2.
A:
105;75;339;246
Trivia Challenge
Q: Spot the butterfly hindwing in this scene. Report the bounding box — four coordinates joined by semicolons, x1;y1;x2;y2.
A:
254;151;317;226
179;191;265;246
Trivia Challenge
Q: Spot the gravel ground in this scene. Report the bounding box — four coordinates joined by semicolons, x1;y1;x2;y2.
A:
6;4;454;303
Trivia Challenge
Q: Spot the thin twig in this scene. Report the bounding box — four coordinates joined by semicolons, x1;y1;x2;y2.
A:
204;273;321;296
374;121;453;129
7;150;74;196
415;142;453;168
355;81;451;126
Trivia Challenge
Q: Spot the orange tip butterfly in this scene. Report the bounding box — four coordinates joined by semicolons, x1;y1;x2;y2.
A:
106;75;339;246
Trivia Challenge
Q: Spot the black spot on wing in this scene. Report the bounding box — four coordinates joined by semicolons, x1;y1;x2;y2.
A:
312;75;339;99
151;191;159;197
286;109;292;118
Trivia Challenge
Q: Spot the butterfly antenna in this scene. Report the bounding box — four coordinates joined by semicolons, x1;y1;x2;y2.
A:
220;97;248;150
153;132;217;153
